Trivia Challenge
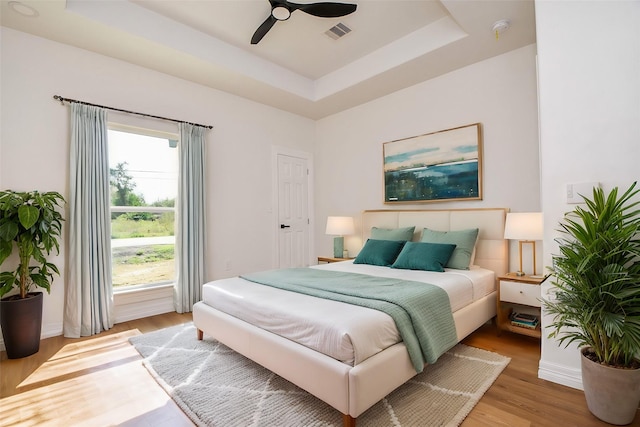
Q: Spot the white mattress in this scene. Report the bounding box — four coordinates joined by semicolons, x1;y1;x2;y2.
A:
201;261;495;366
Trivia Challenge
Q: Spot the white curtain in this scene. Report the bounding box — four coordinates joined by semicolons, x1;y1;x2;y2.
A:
64;103;114;337
175;123;206;313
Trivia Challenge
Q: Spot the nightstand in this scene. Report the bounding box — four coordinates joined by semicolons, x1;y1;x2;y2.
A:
496;273;545;339
317;256;352;264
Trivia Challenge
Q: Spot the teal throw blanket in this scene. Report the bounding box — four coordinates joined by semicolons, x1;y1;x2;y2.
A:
240;268;458;372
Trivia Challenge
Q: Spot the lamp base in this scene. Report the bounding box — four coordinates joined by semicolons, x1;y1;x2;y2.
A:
517;240;538;277
333;236;344;258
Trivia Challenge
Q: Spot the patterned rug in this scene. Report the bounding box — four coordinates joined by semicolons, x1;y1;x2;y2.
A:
129;323;509;427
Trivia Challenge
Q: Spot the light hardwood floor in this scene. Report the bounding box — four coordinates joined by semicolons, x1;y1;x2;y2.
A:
1;312;637;427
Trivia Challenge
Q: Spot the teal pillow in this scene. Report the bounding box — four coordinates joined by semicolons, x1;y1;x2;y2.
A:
370;226;415;241
420;228;479;270
354;239;406;266
391;242;457;272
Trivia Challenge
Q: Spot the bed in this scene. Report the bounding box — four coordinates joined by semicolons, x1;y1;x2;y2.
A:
193;208;508;426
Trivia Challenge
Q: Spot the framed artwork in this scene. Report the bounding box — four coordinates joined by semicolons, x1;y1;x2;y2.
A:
383;123;482;203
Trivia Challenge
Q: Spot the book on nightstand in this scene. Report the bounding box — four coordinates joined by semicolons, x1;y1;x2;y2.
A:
510;312;539;329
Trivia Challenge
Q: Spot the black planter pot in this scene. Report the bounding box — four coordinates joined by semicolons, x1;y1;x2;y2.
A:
0;292;43;359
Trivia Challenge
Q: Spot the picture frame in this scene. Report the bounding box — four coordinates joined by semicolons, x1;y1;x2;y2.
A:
383;123;483;203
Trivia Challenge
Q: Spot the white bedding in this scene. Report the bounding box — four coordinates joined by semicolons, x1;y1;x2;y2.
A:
201;261;495;366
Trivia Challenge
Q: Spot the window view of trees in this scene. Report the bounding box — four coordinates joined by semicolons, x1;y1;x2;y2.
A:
111;162;143;206
108;129;178;289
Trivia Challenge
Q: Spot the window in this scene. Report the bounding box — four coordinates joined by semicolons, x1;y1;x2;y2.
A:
108;126;178;291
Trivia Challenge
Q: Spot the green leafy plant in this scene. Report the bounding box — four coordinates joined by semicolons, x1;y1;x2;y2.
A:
544;182;640;368
0;190;65;299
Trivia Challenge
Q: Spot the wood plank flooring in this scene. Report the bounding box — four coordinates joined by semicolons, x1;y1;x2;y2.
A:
1;313;637;426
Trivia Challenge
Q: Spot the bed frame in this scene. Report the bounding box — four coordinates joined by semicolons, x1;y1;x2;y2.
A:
193;208;508;427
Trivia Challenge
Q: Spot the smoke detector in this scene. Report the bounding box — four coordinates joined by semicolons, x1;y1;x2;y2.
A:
491;19;511;40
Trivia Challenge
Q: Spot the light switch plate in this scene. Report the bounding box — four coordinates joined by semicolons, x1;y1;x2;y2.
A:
566;182;600;204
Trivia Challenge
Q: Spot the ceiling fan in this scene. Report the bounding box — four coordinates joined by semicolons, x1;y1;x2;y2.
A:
251;0;357;45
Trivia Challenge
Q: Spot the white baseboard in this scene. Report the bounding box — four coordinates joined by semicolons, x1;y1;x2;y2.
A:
42;322;63;339
538;360;583;391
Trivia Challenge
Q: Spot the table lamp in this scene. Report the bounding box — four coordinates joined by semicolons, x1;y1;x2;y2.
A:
504;212;543;277
325;216;354;258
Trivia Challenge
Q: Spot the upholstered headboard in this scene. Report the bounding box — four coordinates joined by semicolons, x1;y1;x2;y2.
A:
361;208;508;275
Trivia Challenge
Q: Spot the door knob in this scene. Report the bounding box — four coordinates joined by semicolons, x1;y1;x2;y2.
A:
280;224;291;229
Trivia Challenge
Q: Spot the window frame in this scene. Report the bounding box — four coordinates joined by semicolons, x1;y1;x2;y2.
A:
108;123;179;294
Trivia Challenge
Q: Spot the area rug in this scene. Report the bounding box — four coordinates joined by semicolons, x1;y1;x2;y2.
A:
129;323;510;427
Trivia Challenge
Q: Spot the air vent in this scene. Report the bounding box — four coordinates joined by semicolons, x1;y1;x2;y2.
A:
325;22;352;40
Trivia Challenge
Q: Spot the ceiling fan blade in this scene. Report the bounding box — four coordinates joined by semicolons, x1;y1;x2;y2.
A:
290;2;357;18
251;15;278;44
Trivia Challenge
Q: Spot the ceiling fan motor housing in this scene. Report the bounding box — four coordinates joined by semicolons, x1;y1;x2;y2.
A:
272;5;291;21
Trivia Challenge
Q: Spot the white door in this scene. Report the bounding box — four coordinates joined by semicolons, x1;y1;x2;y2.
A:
277;154;309;268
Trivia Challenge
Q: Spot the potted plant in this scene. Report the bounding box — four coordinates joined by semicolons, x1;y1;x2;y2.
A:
0;190;65;358
544;182;640;425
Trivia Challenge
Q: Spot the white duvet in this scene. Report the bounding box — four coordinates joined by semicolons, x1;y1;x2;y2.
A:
201;261;494;366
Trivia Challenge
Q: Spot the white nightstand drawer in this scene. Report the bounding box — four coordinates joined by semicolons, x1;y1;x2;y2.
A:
500;280;541;307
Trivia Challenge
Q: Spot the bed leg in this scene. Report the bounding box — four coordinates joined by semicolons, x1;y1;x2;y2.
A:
342;414;356;427
196;329;203;341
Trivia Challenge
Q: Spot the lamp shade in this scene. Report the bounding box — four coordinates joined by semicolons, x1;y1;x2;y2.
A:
504;212;543;241
325;216;354;236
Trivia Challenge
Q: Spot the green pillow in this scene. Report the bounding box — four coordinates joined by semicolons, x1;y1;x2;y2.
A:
354;239;406;266
391;242;457;272
420;228;479;270
370;226;415;241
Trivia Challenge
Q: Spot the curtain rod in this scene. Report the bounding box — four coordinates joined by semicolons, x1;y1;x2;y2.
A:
53;95;213;130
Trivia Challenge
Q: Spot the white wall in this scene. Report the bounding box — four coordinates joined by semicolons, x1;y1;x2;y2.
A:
0;28;315;340
315;44;542;272
536;1;640;389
